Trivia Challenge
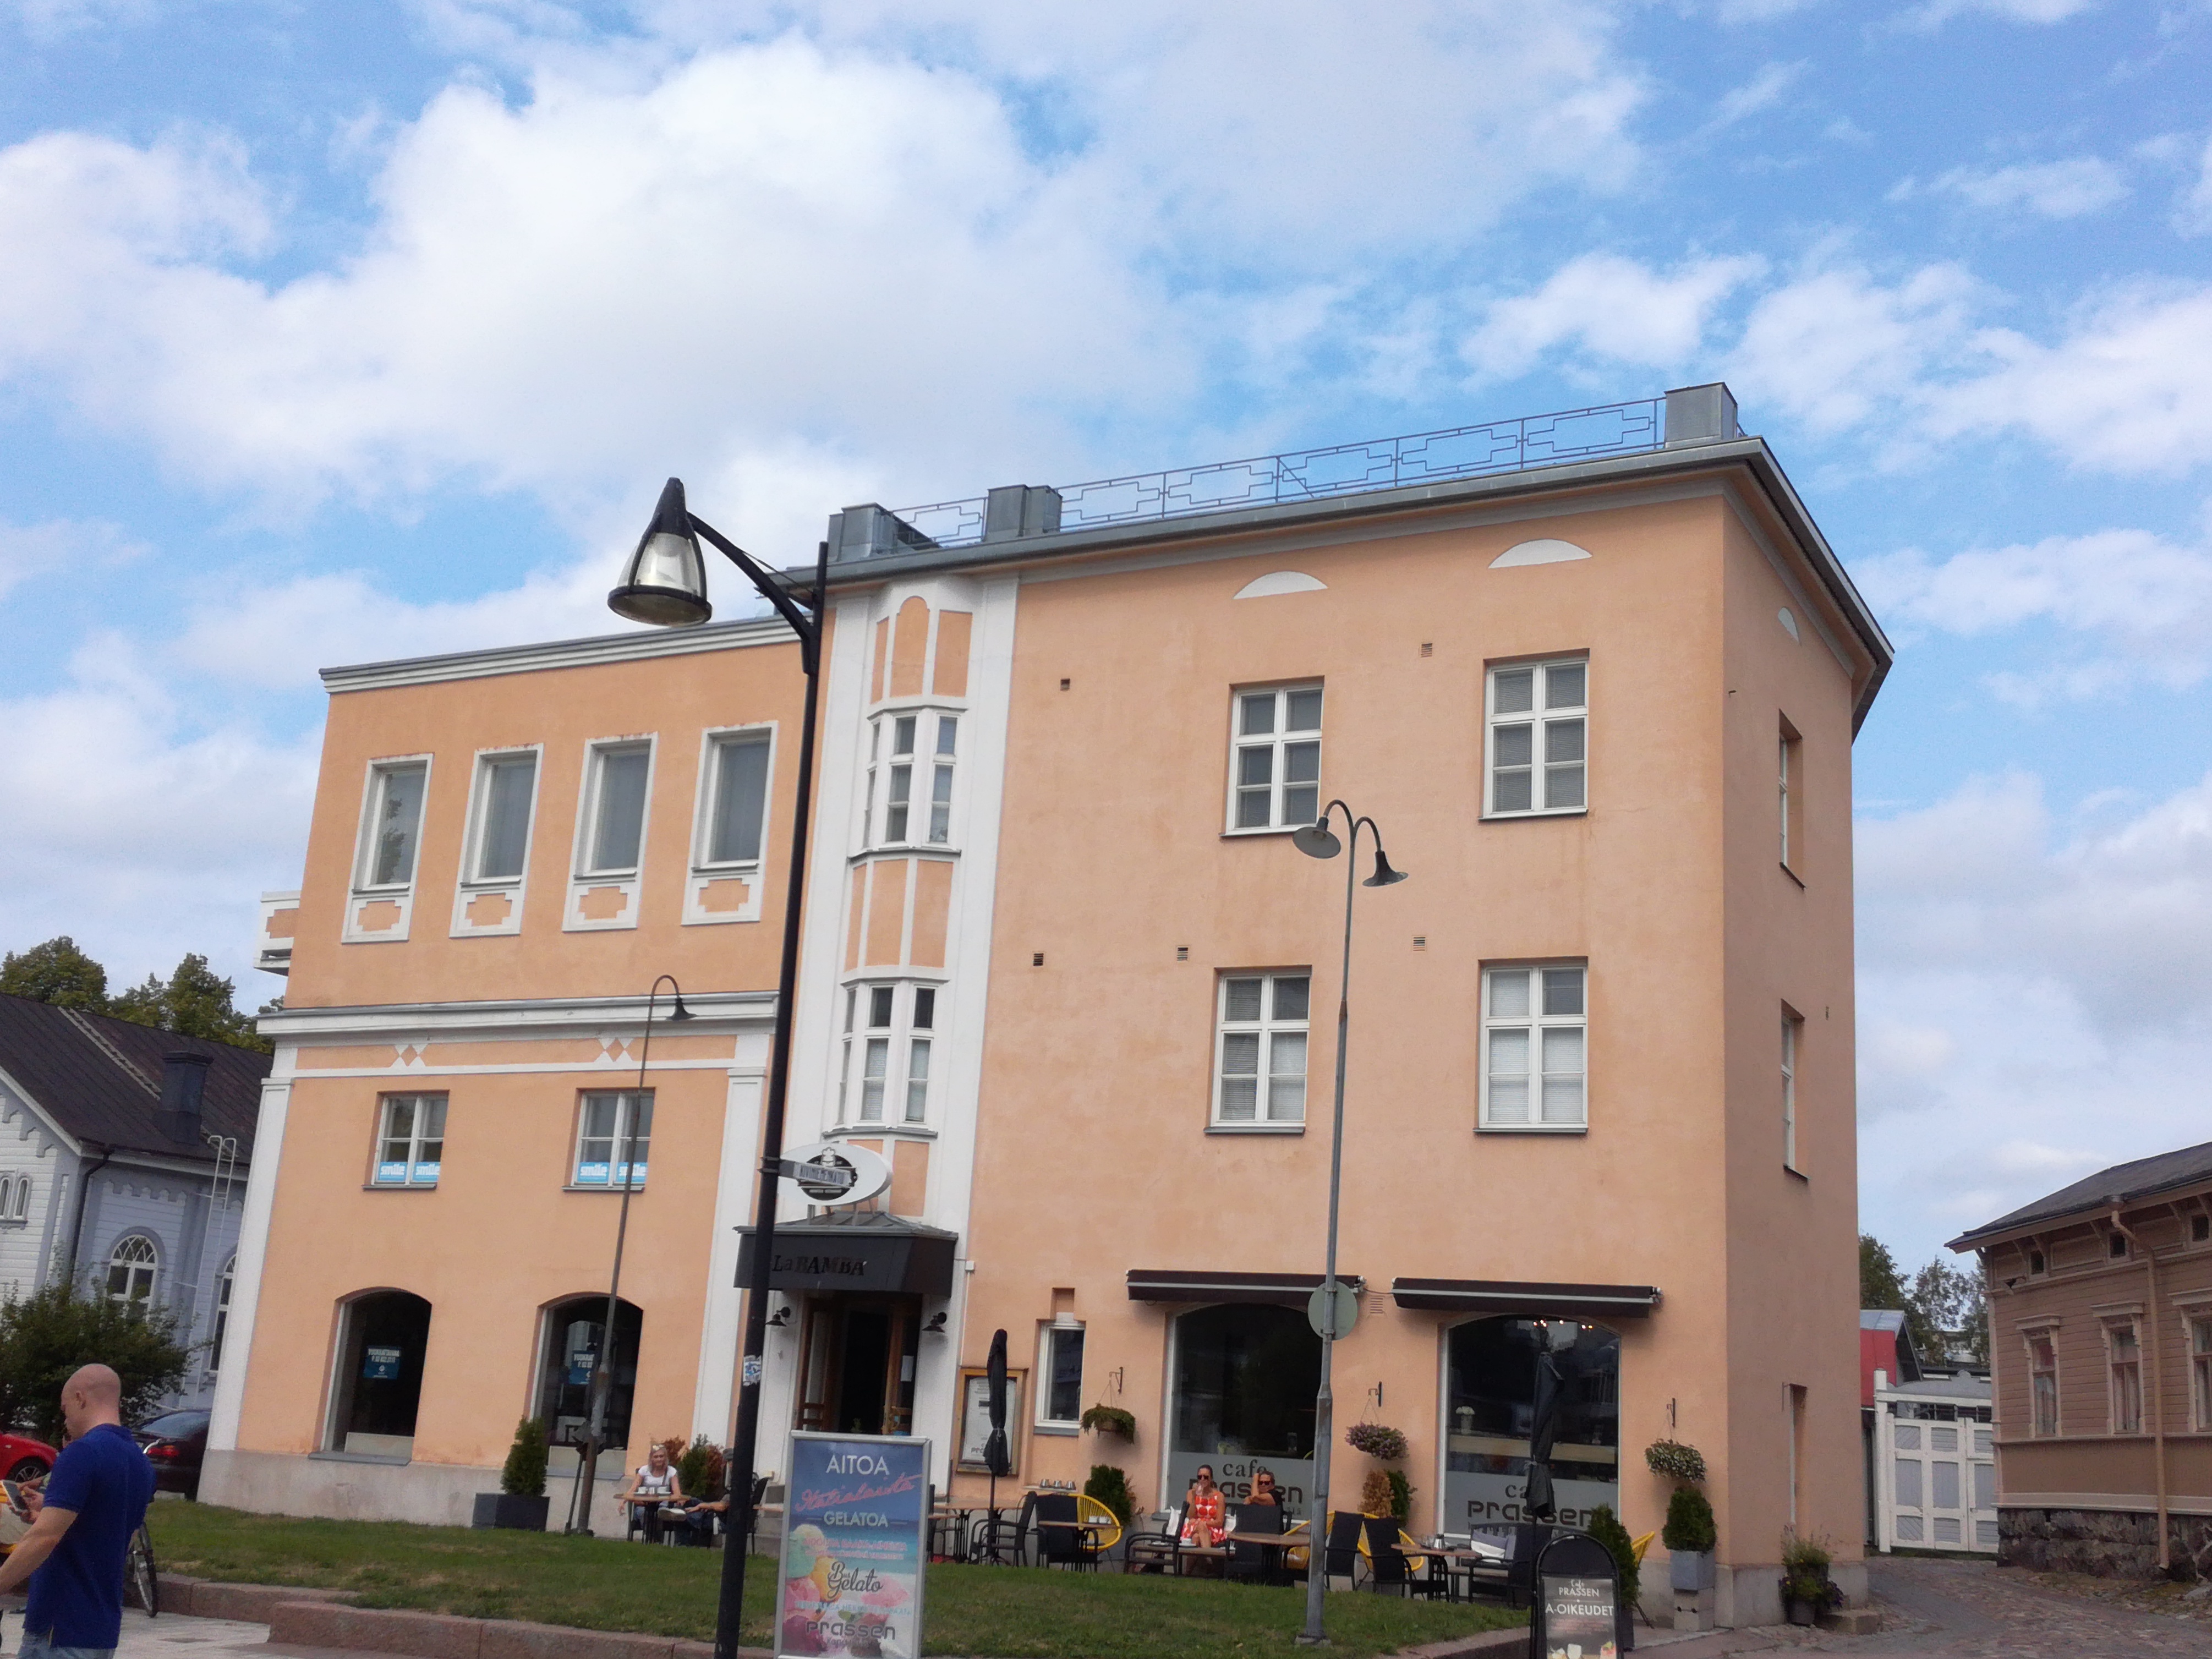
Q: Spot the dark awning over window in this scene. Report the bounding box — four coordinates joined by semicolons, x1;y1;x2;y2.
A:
1127;1270;1366;1307
736;1214;957;1297
1392;1278;1661;1320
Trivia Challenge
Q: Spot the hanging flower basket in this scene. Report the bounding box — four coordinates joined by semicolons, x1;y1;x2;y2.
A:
1644;1439;1708;1482
1080;1405;1137;1440
1345;1423;1409;1461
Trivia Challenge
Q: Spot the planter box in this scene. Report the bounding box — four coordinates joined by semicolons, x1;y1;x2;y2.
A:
1668;1550;1715;1592
473;1493;551;1531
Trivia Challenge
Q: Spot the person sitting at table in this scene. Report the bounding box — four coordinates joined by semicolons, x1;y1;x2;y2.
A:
1180;1465;1225;1548
615;1442;685;1542
1244;1467;1284;1525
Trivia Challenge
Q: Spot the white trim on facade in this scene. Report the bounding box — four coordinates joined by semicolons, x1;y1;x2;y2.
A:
207;1080;291;1457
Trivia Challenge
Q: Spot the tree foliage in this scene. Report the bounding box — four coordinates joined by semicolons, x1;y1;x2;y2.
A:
0;1281;190;1441
1861;1232;1989;1365
0;937;109;1010
502;1417;550;1498
1587;1503;1639;1607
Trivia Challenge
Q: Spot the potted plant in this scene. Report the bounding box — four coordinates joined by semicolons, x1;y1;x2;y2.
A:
1643;1439;1707;1483
1780;1531;1839;1626
677;1434;726;1505
1663;1486;1717;1592
473;1417;550;1530
1080;1404;1136;1441
1587;1503;1639;1655
1084;1464;1135;1529
1345;1422;1409;1461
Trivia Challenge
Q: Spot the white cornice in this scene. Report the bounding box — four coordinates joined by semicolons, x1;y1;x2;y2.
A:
321;615;797;695
260;990;778;1044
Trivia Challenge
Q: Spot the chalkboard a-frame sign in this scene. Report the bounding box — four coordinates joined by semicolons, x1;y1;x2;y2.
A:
1530;1529;1630;1658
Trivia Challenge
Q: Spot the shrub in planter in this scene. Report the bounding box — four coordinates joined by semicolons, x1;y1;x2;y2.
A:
1384;1469;1414;1524
1344;1422;1409;1461
1664;1485;1718;1592
1080;1404;1136;1441
677;1434;726;1504
1587;1503;1640;1609
1644;1439;1707;1483
475;1418;551;1530
1780;1530;1839;1623
1360;1469;1395;1518
1084;1464;1135;1528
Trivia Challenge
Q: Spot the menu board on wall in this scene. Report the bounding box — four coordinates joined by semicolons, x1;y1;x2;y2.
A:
777;1431;930;1659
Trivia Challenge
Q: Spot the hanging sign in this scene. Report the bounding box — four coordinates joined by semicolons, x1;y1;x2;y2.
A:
778;1430;930;1659
780;1141;893;1206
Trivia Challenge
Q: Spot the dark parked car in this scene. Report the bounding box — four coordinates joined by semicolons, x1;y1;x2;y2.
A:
134;1409;210;1498
0;1430;57;1483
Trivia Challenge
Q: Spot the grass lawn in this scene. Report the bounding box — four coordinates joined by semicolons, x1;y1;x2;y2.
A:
147;1503;1525;1658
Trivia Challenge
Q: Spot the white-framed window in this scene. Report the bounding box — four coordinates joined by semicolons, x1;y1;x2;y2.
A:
2027;1330;2059;1436
207;1255;236;1377
1779;718;1802;869
1479;962;1587;1130
355;760;429;889
837;982;939;1124
1227;685;1323;832
864;710;960;847
0;1173;28;1224
1212;972;1310;1126
573;1090;652;1187
1039;1322;1086;1427
578;741;653;877
1782;1009;1803;1173
699;730;772;867
373;1093;447;1186
106;1234;158;1313
462;750;540;885
2107;1318;2144;1434
2191;1316;2212;1431
1486;659;1586;816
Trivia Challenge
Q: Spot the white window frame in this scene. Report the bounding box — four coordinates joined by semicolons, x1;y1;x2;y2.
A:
1211;970;1311;1130
863;707;961;850
106;1233;159;1313
1037;1319;1087;1429
1224;683;1324;834
696;726;775;872
207;1255;236;1379
2191;1313;2212;1431
1484;657;1587;818
836;979;941;1125
353;757;432;893
2025;1327;2060;1436
1478;961;1589;1132
459;747;542;889
572;1089;653;1189
0;1172;28;1224
2105;1316;2144;1435
574;738;656;879
1779;717;1802;870
372;1092;448;1187
1782;1008;1803;1174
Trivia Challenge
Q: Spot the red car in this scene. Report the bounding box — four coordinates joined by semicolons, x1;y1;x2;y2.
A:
0;1431;57;1485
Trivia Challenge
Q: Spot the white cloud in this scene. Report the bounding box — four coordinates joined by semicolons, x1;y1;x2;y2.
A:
1857;771;2212;1261
1727;261;1982;436
1710;60;1807;128
0;518;142;600
1924;156;2129;218
2176;133;2212;236
1907;0;2100;24
1463;253;1765;380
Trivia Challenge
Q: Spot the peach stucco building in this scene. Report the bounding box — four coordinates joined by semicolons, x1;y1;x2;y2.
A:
208;384;1888;1623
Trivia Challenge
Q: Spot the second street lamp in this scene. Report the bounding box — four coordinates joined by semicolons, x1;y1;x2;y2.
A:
608;479;824;1659
1292;800;1407;1649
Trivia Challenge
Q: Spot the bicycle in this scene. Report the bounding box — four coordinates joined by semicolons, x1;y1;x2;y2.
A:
124;1520;158;1617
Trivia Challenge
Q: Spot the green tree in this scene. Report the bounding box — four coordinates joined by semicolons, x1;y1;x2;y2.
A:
1909;1256;1989;1366
1860;1233;1939;1360
0;1281;190;1442
0;936;109;1010
111;954;271;1054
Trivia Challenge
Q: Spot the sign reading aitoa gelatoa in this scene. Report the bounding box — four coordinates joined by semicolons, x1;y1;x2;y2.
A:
778;1431;930;1659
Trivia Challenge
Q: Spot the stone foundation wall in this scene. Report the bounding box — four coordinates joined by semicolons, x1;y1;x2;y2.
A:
2000;1508;2212;1578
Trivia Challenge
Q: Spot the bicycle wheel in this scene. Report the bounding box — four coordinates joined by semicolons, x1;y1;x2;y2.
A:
125;1523;158;1617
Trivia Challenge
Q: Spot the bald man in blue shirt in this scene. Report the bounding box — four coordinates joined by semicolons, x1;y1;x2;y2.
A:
0;1365;157;1659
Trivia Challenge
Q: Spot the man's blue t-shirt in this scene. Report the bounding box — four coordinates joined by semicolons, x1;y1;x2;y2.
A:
25;1422;156;1649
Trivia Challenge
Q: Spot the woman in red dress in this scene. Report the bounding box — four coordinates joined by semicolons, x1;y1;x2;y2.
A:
1180;1465;1225;1547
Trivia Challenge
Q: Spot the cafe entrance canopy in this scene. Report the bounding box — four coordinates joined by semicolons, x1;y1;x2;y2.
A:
736;1211;958;1298
1391;1278;1661;1321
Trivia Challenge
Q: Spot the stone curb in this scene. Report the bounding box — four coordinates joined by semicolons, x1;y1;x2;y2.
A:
156;1578;769;1659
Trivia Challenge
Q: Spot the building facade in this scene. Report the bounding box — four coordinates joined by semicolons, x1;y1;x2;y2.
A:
0;993;260;1411
211;384;1886;1622
1952;1140;2212;1578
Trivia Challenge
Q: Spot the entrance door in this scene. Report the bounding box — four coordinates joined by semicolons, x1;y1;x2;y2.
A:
793;1297;920;1435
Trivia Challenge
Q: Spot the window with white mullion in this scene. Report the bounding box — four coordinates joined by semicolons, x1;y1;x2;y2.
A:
839;981;940;1125
374;1093;448;1186
1228;685;1323;832
573;1090;653;1187
929;717;957;844
1486;660;1586;817
1212;972;1310;1126
2107;1319;2144;1434
1480;963;1587;1130
356;760;429;890
866;709;959;848
2028;1332;2060;1435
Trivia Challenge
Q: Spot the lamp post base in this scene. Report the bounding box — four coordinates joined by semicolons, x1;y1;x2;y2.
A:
1294;1636;1331;1648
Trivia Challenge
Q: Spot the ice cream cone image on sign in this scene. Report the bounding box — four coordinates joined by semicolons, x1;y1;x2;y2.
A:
811;1556;839;1604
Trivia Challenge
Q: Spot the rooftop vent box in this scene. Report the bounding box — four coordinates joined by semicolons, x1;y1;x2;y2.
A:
826;504;939;562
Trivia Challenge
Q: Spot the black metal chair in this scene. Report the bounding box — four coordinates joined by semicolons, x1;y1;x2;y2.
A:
1032;1492;1100;1572
1224;1504;1282;1584
1322;1510;1366;1587
1456;1523;1542;1609
972;1491;1037;1566
1123;1507;1185;1575
1361;1516;1417;1595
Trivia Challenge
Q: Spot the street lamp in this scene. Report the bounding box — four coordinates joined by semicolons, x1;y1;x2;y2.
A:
608;479;826;1659
1293;800;1408;1649
567;973;691;1534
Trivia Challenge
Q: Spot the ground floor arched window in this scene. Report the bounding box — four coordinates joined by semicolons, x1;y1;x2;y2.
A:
1443;1317;1619;1534
106;1234;159;1312
1168;1303;1321;1513
536;1296;642;1455
327;1290;432;1457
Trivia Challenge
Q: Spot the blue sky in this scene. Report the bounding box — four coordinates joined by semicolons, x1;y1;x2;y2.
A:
3;0;2209;1271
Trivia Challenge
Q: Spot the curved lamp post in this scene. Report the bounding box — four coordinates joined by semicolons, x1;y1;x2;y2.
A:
567;973;691;1533
1293;801;1407;1649
607;480;825;1659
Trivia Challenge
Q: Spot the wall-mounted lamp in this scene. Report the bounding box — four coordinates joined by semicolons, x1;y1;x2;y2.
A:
765;1304;792;1328
922;1311;948;1335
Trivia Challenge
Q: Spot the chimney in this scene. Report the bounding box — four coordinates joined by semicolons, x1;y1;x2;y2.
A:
1663;382;1740;446
982;485;1062;543
156;1052;212;1145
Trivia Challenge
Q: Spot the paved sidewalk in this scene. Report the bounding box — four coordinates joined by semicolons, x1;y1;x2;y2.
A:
2;1609;288;1659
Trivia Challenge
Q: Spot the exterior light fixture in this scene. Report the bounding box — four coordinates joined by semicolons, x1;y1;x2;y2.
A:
609;479;711;627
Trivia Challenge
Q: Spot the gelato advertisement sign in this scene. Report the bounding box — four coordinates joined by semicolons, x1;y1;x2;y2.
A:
777;1431;930;1659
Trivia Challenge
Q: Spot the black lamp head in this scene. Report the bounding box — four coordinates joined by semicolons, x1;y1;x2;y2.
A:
1292;818;1342;859
609;478;710;627
1364;846;1409;887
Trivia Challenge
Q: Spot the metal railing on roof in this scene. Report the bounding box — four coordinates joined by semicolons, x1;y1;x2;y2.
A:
890;396;1665;550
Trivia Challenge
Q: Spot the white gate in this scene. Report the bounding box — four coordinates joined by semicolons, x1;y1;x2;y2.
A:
1873;1371;1996;1553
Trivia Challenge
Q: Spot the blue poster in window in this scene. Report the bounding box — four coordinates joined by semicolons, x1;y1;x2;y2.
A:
362;1345;402;1380
778;1431;929;1659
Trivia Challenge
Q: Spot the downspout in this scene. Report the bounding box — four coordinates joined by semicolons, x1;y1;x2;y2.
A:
66;1143;114;1283
2111;1209;2167;1573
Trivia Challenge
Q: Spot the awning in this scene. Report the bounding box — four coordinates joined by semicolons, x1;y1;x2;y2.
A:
1127;1270;1366;1307
1391;1278;1661;1320
736;1213;957;1298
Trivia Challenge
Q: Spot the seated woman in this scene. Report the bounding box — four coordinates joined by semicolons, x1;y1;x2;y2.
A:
1179;1465;1225;1548
614;1442;685;1542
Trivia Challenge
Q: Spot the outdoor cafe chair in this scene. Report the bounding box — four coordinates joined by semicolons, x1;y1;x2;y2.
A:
1224;1504;1282;1585
971;1491;1037;1567
1322;1511;1366;1589
1123;1508;1184;1575
1032;1492;1102;1573
1360;1516;1444;1597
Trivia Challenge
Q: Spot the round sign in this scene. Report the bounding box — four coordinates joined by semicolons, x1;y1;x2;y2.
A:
783;1139;893;1206
1307;1282;1360;1340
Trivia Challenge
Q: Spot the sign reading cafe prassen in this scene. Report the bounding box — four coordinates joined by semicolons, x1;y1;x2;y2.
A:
777;1431;930;1659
